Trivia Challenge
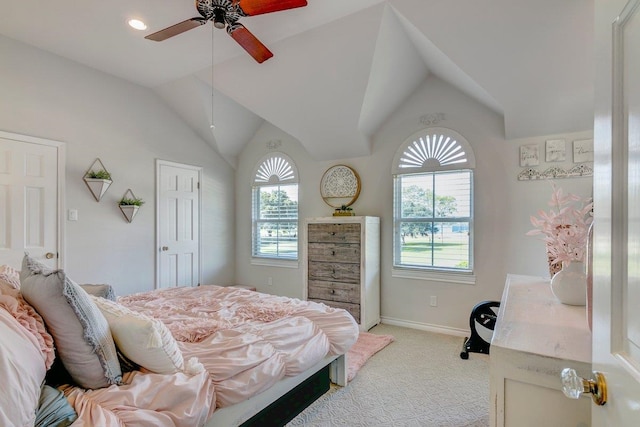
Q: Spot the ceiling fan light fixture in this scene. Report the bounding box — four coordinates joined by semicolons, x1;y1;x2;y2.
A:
213;8;226;29
145;0;308;62
128;19;147;31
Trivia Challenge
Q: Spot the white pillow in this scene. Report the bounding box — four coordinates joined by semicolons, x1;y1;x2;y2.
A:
92;296;202;375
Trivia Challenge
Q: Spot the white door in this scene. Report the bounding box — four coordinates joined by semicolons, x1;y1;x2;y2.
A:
0;131;63;270
592;0;640;425
157;160;200;288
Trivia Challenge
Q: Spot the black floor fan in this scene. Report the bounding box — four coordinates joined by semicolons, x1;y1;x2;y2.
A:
460;301;500;359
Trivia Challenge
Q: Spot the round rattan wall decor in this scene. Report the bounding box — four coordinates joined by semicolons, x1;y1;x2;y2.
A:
320;164;361;208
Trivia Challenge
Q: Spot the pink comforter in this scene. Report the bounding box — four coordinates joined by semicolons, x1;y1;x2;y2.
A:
64;370;215;427
118;285;359;407
65;286;358;426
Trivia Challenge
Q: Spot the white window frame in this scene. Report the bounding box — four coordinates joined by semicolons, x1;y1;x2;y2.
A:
391;127;476;284
251;152;299;266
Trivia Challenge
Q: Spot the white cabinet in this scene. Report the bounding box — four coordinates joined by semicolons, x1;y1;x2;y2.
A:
303;216;380;331
490;274;591;427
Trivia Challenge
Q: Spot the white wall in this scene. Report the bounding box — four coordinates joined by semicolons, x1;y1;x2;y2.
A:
0;35;236;295
0;34;592;331
236;75;593;332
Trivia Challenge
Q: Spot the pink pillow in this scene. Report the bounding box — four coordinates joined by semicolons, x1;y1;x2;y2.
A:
0;291;55;369
0;309;47;427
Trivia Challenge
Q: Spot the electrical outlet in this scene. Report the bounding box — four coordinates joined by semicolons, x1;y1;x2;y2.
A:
430;296;437;307
267;277;273;286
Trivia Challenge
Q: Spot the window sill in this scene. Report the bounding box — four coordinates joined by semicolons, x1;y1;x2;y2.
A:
251;257;299;269
392;267;476;285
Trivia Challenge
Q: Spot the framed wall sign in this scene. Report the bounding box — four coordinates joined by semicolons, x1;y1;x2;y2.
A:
573;139;594;163
545;139;566;162
520;144;540;167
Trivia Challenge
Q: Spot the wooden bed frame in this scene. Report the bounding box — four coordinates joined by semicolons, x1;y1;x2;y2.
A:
205;354;347;426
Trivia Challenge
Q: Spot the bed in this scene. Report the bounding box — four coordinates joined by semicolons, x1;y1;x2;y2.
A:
0;256;359;427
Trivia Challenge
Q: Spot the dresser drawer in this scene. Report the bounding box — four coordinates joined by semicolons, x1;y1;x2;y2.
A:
308;242;360;263
309;298;360;323
308;261;360;283
308;279;360;303
308;223;361;244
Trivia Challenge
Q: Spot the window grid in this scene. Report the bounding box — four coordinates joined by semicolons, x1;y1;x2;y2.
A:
251;153;299;261
392;128;475;274
394;171;473;271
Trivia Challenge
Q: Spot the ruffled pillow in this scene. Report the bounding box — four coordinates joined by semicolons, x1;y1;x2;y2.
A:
0;290;55;369
92;296;203;375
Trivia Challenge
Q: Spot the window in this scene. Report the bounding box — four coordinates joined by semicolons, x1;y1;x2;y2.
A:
252;153;299;260
392;128;475;275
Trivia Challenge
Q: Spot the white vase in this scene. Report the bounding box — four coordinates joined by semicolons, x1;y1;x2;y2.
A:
550;261;587;306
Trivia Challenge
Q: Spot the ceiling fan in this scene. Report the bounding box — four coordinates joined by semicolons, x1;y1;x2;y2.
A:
145;0;308;63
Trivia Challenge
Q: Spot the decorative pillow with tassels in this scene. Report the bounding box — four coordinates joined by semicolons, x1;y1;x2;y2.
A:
19;255;122;389
92;296;203;375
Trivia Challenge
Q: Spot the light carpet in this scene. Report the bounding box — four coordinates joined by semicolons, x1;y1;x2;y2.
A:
347;332;395;381
287;324;489;427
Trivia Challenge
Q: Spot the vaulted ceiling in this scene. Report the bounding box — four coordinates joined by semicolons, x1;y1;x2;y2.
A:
0;0;593;167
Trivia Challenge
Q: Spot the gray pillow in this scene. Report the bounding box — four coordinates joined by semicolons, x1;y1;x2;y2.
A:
20;255;122;389
80;283;116;301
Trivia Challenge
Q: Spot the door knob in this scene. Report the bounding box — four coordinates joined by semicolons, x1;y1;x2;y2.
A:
161;246;169;251
45;252;55;259
561;368;607;406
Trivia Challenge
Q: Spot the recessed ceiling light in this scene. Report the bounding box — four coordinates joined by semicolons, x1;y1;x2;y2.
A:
128;19;147;31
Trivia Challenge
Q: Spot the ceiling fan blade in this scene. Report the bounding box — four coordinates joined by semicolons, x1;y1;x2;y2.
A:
236;0;307;16
145;18;207;42
228;24;273;63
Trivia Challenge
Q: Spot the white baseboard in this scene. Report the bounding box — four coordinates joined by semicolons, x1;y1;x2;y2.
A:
380;316;470;337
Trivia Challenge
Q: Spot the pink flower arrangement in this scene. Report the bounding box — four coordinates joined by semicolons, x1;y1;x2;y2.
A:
527;184;593;267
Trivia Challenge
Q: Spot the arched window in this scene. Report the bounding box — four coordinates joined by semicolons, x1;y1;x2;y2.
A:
252;153;299;260
392;128;475;277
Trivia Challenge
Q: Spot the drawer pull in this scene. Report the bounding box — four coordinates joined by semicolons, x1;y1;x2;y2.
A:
331;289;336;294
330;232;336;236
331;251;336;256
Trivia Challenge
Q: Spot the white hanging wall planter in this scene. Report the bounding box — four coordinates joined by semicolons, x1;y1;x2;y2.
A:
83;158;112;202
118;189;144;223
85;178;112;201
119;205;139;223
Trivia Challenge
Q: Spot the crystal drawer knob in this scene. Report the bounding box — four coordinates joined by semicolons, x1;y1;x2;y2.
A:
561;368;607;406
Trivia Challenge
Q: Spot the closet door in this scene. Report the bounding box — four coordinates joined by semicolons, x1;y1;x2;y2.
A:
0;131;63;269
157;160;201;288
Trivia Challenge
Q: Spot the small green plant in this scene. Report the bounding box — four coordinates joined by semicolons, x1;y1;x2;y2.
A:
86;170;112;180
119;197;145;206
335;204;353;212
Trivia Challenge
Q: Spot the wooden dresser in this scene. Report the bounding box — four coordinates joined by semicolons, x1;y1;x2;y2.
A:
303;216;380;331
490;274;592;427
